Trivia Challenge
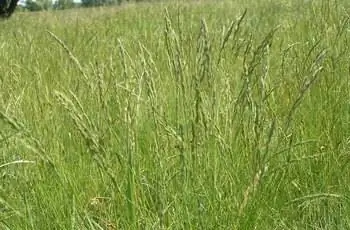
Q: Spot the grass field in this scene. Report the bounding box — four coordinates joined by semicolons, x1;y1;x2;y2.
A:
1;0;350;229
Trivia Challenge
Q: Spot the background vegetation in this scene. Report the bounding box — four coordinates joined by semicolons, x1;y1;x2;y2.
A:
20;0;153;12
1;0;350;229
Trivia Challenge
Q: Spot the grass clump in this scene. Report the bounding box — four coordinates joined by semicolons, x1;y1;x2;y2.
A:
1;0;350;229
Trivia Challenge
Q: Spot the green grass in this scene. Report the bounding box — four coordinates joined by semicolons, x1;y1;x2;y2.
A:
1;0;350;229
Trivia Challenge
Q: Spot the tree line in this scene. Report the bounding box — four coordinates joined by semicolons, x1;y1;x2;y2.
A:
22;0;145;11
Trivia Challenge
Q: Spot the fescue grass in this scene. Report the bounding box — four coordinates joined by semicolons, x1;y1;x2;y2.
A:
1;0;350;229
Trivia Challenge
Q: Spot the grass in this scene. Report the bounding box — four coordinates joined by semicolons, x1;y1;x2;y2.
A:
0;0;350;229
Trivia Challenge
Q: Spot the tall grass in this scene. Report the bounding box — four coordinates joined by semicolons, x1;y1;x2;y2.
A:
1;0;350;229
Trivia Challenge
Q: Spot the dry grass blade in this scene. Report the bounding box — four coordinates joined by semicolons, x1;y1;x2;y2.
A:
0;160;35;169
238;164;269;216
288;193;343;205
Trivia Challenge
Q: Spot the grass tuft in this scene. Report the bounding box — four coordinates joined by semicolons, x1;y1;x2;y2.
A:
1;0;350;229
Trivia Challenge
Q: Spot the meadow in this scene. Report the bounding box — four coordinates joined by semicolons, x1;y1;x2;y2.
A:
1;0;350;229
